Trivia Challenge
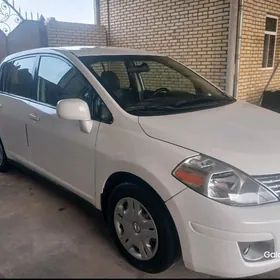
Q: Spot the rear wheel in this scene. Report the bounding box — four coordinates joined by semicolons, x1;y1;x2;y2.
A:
107;183;180;274
0;140;9;172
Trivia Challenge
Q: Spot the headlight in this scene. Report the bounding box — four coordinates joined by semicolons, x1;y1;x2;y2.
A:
172;155;278;206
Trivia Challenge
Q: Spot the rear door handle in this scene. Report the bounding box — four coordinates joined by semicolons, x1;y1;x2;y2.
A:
29;113;40;122
0;104;2;108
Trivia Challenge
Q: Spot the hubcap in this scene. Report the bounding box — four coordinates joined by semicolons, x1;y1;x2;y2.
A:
114;197;158;261
133;222;141;233
0;144;3;166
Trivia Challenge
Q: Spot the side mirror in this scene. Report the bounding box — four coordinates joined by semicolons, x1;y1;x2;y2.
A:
57;98;93;133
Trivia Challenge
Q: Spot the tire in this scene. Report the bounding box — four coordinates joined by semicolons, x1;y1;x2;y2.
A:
107;183;180;274
0;140;9;172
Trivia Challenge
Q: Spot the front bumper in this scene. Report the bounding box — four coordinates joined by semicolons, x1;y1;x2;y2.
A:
166;187;280;278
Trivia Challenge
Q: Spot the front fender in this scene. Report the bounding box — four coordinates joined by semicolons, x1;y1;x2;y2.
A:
94;121;197;209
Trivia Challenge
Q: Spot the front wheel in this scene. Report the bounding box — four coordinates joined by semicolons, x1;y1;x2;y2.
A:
107;183;180;274
0;140;9;172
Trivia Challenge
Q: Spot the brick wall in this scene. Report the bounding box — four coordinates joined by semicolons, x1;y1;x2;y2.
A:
45;18;107;47
89;57;198;93
100;0;231;90
136;60;195;92
238;0;280;102
90;61;130;88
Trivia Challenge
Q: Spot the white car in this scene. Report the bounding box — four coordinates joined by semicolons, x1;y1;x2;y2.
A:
1;46;280;278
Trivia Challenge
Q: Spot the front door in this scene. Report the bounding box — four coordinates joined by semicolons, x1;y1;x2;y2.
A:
27;55;100;201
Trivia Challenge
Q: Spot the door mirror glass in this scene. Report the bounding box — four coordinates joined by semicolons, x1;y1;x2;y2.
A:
57;98;91;121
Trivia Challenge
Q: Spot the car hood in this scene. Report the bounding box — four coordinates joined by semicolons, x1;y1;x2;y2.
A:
138;101;280;175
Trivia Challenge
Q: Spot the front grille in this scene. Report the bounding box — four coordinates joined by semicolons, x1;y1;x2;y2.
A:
253;174;280;197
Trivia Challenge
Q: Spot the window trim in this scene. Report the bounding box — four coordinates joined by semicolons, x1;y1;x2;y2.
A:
262;15;278;69
34;53;113;124
0;63;4;92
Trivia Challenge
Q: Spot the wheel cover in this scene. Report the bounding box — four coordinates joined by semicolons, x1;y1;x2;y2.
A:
114;197;159;261
0;144;3;166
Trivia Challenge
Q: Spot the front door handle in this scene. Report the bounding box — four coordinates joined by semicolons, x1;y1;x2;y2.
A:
29;113;40;122
0;104;2;108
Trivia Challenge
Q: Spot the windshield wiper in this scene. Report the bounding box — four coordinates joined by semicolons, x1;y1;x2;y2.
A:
126;104;176;112
126;96;234;113
174;96;229;107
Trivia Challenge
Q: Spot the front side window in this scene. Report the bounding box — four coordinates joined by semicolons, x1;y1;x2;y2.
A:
3;56;35;98
38;56;91;107
80;55;235;116
262;16;278;68
37;56;112;122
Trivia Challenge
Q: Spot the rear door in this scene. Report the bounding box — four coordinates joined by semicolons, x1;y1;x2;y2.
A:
0;56;37;165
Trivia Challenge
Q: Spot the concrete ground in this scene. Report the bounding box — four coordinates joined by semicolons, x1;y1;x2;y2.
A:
0;166;279;279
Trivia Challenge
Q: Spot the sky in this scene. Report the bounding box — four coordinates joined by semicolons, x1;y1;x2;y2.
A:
9;0;95;24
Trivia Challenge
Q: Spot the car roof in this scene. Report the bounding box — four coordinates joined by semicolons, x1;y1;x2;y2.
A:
3;46;162;62
56;46;161;57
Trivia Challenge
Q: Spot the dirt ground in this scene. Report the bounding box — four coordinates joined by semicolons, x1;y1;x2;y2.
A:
0;166;279;278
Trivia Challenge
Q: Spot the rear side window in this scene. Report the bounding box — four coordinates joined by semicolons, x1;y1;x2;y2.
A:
3;57;36;98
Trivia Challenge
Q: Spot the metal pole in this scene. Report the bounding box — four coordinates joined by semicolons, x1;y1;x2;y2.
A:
233;0;244;99
264;60;280;92
93;0;100;25
225;0;239;97
258;60;280;105
107;0;110;45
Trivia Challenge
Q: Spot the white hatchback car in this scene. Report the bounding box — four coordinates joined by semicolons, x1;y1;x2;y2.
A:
1;46;280;278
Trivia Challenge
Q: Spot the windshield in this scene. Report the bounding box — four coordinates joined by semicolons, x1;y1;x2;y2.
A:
79;55;235;116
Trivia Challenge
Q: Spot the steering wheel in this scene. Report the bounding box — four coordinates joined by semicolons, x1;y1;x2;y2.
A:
152;87;169;97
